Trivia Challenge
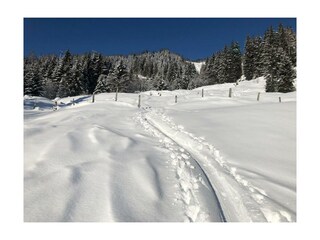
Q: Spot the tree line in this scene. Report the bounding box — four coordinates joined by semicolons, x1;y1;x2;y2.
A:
198;41;242;87
24;49;199;98
24;23;296;99
242;24;296;92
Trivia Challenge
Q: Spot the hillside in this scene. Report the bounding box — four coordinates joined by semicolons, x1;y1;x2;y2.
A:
24;78;296;222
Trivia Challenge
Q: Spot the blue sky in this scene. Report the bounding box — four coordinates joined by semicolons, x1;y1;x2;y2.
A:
24;18;296;60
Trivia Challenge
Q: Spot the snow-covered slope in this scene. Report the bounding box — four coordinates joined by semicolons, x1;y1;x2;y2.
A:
24;77;296;222
188;61;205;74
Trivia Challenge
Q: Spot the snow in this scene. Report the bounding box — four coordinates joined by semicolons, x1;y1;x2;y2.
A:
137;74;147;80
189;61;205;74
24;77;296;222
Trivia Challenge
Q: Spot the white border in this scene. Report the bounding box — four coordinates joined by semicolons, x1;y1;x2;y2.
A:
1;0;319;239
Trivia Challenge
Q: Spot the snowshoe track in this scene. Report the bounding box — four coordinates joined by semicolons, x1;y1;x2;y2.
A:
136;106;295;222
136;108;226;222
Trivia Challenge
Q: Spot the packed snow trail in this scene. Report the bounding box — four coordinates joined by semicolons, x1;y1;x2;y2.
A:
136;108;226;222
137;106;295;222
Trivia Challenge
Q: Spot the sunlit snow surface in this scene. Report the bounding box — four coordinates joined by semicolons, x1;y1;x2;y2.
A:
24;78;296;222
187;61;205;74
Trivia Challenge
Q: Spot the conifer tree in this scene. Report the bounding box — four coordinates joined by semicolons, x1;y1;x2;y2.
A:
252;37;264;78
229;41;242;82
182;63;198;89
68;58;83;96
94;74;109;93
274;47;296;92
262;27;276;79
243;36;255;80
285;27;296;66
40;55;58;98
105;61;129;92
57;50;73;97
24;61;42;96
201;55;217;85
86;52;103;94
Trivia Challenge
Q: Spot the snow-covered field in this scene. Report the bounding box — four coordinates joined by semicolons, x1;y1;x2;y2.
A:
24;77;296;222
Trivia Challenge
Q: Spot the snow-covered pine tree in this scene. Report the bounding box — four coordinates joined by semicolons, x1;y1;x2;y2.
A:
274;47;296;93
94;74;109;93
276;24;296;67
24;61;42;96
79;53;90;94
263;25;296;93
166;62;179;87
51;52;66;97
265;74;276;92
68;58;83;96
285;27;296;66
181;63;197;89
170;65;185;90
262;26;277;91
243;36;255;80
105;61;129;92
215;49;228;84
252;36;264;78
200;55;217;85
57;50;73;97
40;55;58;99
86;52;103;94
229;41;242;82
222;46;232;83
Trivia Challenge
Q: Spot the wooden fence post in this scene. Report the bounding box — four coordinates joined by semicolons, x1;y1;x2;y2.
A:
115;88;118;101
229;88;232;98
202;89;204;97
175;95;177;103
92;93;95;103
279;97;281;103
138;95;141;108
257;92;260;101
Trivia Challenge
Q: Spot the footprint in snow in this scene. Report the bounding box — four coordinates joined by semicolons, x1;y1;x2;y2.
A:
181;153;189;159
197;145;203;150
178;125;184;130
253;193;264;204
186;205;200;222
